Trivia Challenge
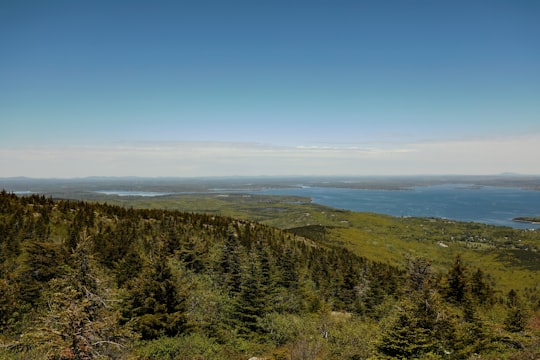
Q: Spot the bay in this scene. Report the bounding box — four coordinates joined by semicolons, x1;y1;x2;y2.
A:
252;184;540;229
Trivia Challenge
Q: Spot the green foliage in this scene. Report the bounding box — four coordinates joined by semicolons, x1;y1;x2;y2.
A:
0;277;18;330
113;248;143;287
505;289;527;333
470;267;495;305
259;312;308;346
14;240;66;304
326;316;377;359
134;333;222;360
19;232;132;359
376;280;454;358
122;254;187;340
377;305;439;358
0;191;538;359
235;254;270;334
376;255;505;359
218;227;243;296
444;254;468;304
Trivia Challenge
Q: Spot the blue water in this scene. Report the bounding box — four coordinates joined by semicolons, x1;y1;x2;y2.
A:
252;184;540;229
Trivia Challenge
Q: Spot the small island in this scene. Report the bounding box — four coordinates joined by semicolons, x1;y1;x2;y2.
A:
513;216;540;224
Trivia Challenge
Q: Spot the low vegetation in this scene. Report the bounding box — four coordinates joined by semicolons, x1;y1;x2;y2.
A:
1;191;539;359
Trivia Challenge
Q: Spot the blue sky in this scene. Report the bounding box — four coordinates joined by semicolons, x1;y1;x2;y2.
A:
1;0;539;177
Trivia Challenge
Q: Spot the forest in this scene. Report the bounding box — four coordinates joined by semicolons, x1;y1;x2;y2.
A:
0;190;539;359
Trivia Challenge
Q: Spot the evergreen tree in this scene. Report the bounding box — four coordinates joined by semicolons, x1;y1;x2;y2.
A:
22;233;131;359
122;254;187;340
377;297;440;358
445;254;468;304
176;234;207;273
470;268;494;305
15;240;66;304
113;249;143;287
278;246;299;289
0;277;18;331
219;227;243;295
377;258;456;358
235;254;267;335
452;294;491;358
505;289;527;333
407;256;432;292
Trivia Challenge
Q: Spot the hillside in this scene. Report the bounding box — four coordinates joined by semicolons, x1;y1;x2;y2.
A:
78;191;540;292
0;191;539;359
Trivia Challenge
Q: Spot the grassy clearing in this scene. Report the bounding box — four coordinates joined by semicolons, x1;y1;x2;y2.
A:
326;214;540;292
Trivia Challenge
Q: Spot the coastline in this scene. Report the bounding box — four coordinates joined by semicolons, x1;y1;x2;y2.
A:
513;217;540;225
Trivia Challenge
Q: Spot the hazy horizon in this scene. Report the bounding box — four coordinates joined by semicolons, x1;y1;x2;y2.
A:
2;171;540;181
2;1;539;177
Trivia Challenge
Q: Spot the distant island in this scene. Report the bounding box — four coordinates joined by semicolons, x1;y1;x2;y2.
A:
513;216;540;224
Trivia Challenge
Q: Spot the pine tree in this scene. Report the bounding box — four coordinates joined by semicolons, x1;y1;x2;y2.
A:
445;254;468;304
0;276;18;330
470;268;494;305
505;289;527;333
122;253;187;340
278;246;299;289
377;258;457;358
376;297;439;358
452;294;491;358
176;234;207;273
15;240;66;304
407;256;432;292
113;249;143;287
219;227;243;296
22;232;131;359
235;255;266;335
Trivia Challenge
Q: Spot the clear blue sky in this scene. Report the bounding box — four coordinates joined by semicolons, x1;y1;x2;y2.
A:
1;0;539;177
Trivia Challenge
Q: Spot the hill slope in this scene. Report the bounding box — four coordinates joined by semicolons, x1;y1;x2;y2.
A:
0;191;539;359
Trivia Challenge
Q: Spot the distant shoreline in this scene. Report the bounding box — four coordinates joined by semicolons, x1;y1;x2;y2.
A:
513;217;540;225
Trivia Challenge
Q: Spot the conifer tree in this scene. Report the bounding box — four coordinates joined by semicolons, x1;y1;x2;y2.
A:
377;257;456;358
219;227;243;295
407;256;432;292
505;289;526;333
256;240;280;305
0;277;18;330
22;232;131;359
113;249;143;288
278;246;299;289
470;268;494;305
122;253;187;340
452;294;491;357
445;254;468;304
235;254;267;335
15;240;66;304
377;297;440;358
176;234;207;273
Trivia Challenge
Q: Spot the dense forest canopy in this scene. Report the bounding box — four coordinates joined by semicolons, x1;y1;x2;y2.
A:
0;190;539;359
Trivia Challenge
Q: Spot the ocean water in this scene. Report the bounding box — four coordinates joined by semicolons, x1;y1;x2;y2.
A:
252;184;540;229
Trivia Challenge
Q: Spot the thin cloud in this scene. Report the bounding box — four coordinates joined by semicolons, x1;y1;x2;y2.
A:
1;134;538;177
